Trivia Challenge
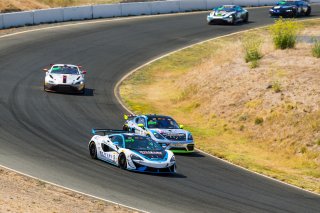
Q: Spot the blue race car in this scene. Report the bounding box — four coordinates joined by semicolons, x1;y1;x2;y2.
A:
269;0;311;17
89;129;176;173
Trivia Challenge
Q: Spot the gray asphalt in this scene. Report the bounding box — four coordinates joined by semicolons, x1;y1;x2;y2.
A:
0;7;320;213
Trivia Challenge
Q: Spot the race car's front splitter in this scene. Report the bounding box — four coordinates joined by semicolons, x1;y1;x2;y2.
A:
129;163;176;174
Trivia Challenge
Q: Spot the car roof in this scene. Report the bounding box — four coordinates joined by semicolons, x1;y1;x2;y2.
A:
144;114;172;118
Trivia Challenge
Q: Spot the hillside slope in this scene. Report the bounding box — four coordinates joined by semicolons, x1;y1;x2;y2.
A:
120;19;320;193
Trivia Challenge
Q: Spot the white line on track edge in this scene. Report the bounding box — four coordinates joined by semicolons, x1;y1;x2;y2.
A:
114;17;320;198
0;164;149;213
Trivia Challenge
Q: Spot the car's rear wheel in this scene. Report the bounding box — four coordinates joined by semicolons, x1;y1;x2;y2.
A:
118;153;127;169
89;142;97;159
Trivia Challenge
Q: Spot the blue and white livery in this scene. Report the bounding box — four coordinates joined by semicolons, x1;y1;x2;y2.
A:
89;129;176;173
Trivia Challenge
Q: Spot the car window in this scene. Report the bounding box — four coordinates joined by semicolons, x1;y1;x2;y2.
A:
137;117;146;126
51;66;79;75
124;135;163;151
146;116;180;129
111;135;124;148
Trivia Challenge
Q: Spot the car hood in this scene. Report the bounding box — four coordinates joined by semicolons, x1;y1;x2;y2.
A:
272;5;295;10
151;128;187;141
136;150;166;160
212;10;235;17
49;73;83;84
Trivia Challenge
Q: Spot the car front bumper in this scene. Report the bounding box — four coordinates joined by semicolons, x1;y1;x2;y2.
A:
44;83;85;93
207;15;233;24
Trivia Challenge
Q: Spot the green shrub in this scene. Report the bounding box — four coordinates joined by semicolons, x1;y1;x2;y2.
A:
272;81;282;93
269;18;302;49
243;35;263;63
249;60;259;69
255;117;264;125
312;40;320;58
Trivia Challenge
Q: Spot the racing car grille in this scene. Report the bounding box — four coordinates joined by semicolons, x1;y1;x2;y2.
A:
133;162;175;173
169;147;187;151
52;85;81;93
162;134;186;141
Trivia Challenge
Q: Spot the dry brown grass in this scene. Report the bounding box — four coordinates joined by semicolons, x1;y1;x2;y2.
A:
120;20;320;193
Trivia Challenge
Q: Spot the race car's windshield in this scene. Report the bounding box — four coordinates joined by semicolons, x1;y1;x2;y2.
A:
214;6;235;12
51;66;79;75
146;116;180;129
277;1;298;6
124;135;162;151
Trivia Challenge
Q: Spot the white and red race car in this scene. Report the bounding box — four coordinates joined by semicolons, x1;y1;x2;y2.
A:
43;64;86;94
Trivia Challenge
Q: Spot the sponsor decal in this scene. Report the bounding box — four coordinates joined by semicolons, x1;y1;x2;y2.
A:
139;151;162;155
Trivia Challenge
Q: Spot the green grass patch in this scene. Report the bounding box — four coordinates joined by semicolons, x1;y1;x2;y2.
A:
269;18;302;49
312;40;320;58
242;34;263;68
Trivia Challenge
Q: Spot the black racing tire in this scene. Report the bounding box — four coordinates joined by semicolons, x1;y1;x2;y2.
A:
291;10;297;18
243;13;249;23
80;88;85;95
231;15;236;25
89;142;97;159
118;153;127;169
306;7;311;16
207;21;213;25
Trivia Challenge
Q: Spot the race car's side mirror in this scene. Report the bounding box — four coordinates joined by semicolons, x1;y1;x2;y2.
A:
124;114;128;120
43;68;48;72
81;70;87;74
179;124;184;129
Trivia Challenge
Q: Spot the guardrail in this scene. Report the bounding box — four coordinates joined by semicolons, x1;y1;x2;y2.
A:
0;0;319;29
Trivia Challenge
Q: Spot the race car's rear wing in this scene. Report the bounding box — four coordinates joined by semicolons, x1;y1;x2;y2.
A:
92;128;128;136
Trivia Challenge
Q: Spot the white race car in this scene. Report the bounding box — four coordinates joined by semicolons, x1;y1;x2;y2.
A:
43;64;86;94
89;129;176;173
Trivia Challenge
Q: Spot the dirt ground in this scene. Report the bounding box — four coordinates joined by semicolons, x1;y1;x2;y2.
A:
0;167;139;213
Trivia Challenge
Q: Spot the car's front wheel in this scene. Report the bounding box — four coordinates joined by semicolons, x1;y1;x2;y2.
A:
305;7;311;16
231;15;236;25
118;153;127;169
89;142;97;159
243;13;249;23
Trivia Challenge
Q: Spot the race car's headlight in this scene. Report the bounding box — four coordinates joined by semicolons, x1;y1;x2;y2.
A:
170;155;175;162
229;15;233;18
286;10;292;12
74;81;84;85
48;80;55;84
131;154;143;161
152;131;165;140
188;133;193;141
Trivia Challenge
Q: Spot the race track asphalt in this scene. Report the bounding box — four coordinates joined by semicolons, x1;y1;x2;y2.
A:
0;6;320;213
